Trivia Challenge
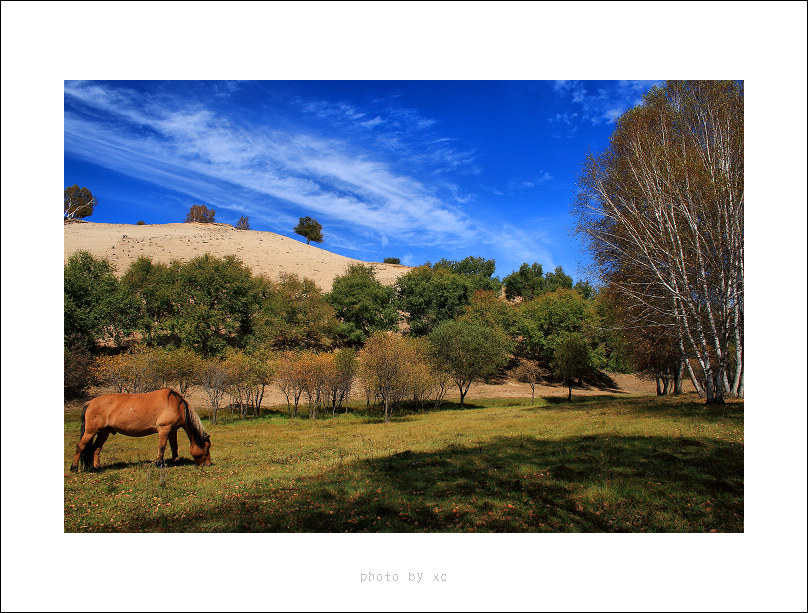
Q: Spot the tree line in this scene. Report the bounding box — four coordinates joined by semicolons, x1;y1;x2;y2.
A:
65;251;650;413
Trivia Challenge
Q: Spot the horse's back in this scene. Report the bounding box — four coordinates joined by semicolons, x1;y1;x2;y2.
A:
86;389;183;436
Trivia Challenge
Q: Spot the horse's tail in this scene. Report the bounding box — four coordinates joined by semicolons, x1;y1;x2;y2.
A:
79;401;95;471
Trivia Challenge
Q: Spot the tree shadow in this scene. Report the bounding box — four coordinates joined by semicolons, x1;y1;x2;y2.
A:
540;394;631;406
583;370;622;391
103;433;743;533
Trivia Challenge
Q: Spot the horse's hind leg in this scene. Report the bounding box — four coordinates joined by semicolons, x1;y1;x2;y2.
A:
70;430;96;472
92;429;111;470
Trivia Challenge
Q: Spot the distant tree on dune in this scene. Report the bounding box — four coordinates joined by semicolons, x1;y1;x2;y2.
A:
236;216;250;230
383;257;401;264
64;185;97;219
186;204;216;223
294;216;323;244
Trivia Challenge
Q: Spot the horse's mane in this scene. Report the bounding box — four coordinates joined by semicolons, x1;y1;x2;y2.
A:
170;389;206;446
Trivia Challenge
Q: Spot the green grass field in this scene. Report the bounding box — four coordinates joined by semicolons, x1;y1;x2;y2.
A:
64;394;743;532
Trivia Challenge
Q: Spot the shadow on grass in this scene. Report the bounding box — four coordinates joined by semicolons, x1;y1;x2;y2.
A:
536;395;744;423
100;432;743;533
541;394;633;406
247;400;491;424
72;456;202;473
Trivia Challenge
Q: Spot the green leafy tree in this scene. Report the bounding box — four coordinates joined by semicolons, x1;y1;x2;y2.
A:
383;257;401;264
64;185;97;219
185;204;216;223
429;319;511;408
120;256;176;344
503;263;575;301
252;273;337;350
460;290;523;334
395;265;475;336
327;264;398;345
590;290;633;373
294;216;323;244
518;288;597;362
503;262;545;301
552;333;592;400
170;254;257;355
64;251;137;350
573;280;595;300
543;266;573;293
434;256;502;292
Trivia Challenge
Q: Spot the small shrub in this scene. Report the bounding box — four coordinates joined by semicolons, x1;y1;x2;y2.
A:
64;344;93;398
137;220;146;225
383;257;401;265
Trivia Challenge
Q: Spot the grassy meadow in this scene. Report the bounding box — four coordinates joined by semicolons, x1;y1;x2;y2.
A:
63;394;743;532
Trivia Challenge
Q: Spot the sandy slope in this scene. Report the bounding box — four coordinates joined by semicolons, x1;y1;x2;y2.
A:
64;220;411;289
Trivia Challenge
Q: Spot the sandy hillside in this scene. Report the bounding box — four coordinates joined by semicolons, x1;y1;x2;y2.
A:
64;221;411;290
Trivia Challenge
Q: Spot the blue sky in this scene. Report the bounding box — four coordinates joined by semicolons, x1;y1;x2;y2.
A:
64;79;660;281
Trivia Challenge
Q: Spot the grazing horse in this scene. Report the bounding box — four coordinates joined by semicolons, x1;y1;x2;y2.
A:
70;388;211;471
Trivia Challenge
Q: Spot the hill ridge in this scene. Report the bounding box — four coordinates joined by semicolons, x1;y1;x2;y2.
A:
64;221;410;290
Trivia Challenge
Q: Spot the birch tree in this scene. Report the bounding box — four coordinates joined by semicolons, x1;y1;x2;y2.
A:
573;80;743;403
64;185;97;219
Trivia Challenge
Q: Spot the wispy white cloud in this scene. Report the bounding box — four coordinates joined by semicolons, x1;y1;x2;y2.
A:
64;81;478;248
506;171;553;193
553;79;661;125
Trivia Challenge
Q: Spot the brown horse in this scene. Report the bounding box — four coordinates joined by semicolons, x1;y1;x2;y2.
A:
70;388;211;471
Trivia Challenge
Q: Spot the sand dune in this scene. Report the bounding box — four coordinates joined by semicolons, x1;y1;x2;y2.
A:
64;220;411;290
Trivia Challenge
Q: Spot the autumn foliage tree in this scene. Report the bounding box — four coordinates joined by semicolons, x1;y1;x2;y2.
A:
275;351;306;417
185;204;216;223
513;358;543;402
573;80;744;403
358;332;417;423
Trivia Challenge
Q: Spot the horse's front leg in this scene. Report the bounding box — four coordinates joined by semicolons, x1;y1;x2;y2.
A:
168;428;179;463
155;426;172;467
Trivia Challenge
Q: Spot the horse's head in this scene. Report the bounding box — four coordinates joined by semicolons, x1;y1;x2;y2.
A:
191;434;212;466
